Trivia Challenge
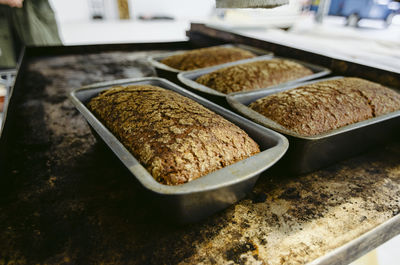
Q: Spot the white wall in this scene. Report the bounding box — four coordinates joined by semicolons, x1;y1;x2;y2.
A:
104;0;119;20
129;0;215;20
50;0;215;22
50;0;91;22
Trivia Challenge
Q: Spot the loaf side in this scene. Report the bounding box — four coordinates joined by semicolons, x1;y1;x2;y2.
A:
160;46;256;71
195;59;313;94
249;77;400;136
88;85;260;185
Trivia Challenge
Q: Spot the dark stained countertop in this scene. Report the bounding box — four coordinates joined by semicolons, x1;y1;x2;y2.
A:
0;50;399;265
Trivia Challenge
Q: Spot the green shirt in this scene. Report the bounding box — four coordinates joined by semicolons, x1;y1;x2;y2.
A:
0;0;61;68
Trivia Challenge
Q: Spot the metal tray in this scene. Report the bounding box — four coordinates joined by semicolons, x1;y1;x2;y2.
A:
147;43;273;83
69;77;288;223
226;76;400;174
177;55;331;97
309;213;400;265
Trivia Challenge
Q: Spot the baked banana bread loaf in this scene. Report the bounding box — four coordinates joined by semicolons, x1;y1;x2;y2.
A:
195;59;313;94
88;85;260;185
160;46;256;71
249;77;400;136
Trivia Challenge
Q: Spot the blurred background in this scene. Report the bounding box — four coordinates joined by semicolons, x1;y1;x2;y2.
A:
47;0;400;72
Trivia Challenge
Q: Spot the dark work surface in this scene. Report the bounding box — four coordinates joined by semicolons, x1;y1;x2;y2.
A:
0;48;399;265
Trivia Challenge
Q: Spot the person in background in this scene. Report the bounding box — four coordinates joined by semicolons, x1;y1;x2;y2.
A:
0;0;62;68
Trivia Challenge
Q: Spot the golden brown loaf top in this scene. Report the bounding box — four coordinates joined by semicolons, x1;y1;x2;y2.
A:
249;77;400;136
88;85;260;185
195;59;313;94
160;46;256;71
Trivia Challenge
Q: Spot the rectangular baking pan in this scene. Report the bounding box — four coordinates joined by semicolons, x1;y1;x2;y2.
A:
226;76;400;174
147;43;273;83
177;55;331;97
69;77;288;223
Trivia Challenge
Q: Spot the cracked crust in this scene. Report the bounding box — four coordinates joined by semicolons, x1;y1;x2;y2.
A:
195;59;313;94
249;77;400;136
88;85;260;185
160;46;256;71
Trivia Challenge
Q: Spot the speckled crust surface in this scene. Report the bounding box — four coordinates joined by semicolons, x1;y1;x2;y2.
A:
249;77;400;136
160;46;255;71
0;51;399;265
195;59;313;94
88;85;259;185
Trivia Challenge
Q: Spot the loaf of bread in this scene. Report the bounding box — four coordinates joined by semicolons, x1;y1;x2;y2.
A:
160;46;256;71
249;77;400;136
195;59;313;94
88;85;260;185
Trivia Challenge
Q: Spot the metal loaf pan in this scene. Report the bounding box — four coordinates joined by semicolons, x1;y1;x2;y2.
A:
147;43;273;83
69;77;288;223
177;55;331;97
226;77;400;174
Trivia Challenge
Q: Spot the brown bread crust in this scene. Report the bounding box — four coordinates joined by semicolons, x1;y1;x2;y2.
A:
195;59;313;94
249;77;400;136
160;46;256;71
88;85;260;185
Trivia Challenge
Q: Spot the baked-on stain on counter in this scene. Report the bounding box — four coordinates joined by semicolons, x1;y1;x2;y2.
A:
0;51;399;265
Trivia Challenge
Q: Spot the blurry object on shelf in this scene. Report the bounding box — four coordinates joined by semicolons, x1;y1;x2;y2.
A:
311;0;400;27
138;14;174;21
89;0;105;19
209;1;303;30
315;0;332;23
330;0;400;27
0;80;7;129
117;0;130;19
309;0;321;11
0;69;15;130
0;83;5;113
216;0;289;8
0;69;16;89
